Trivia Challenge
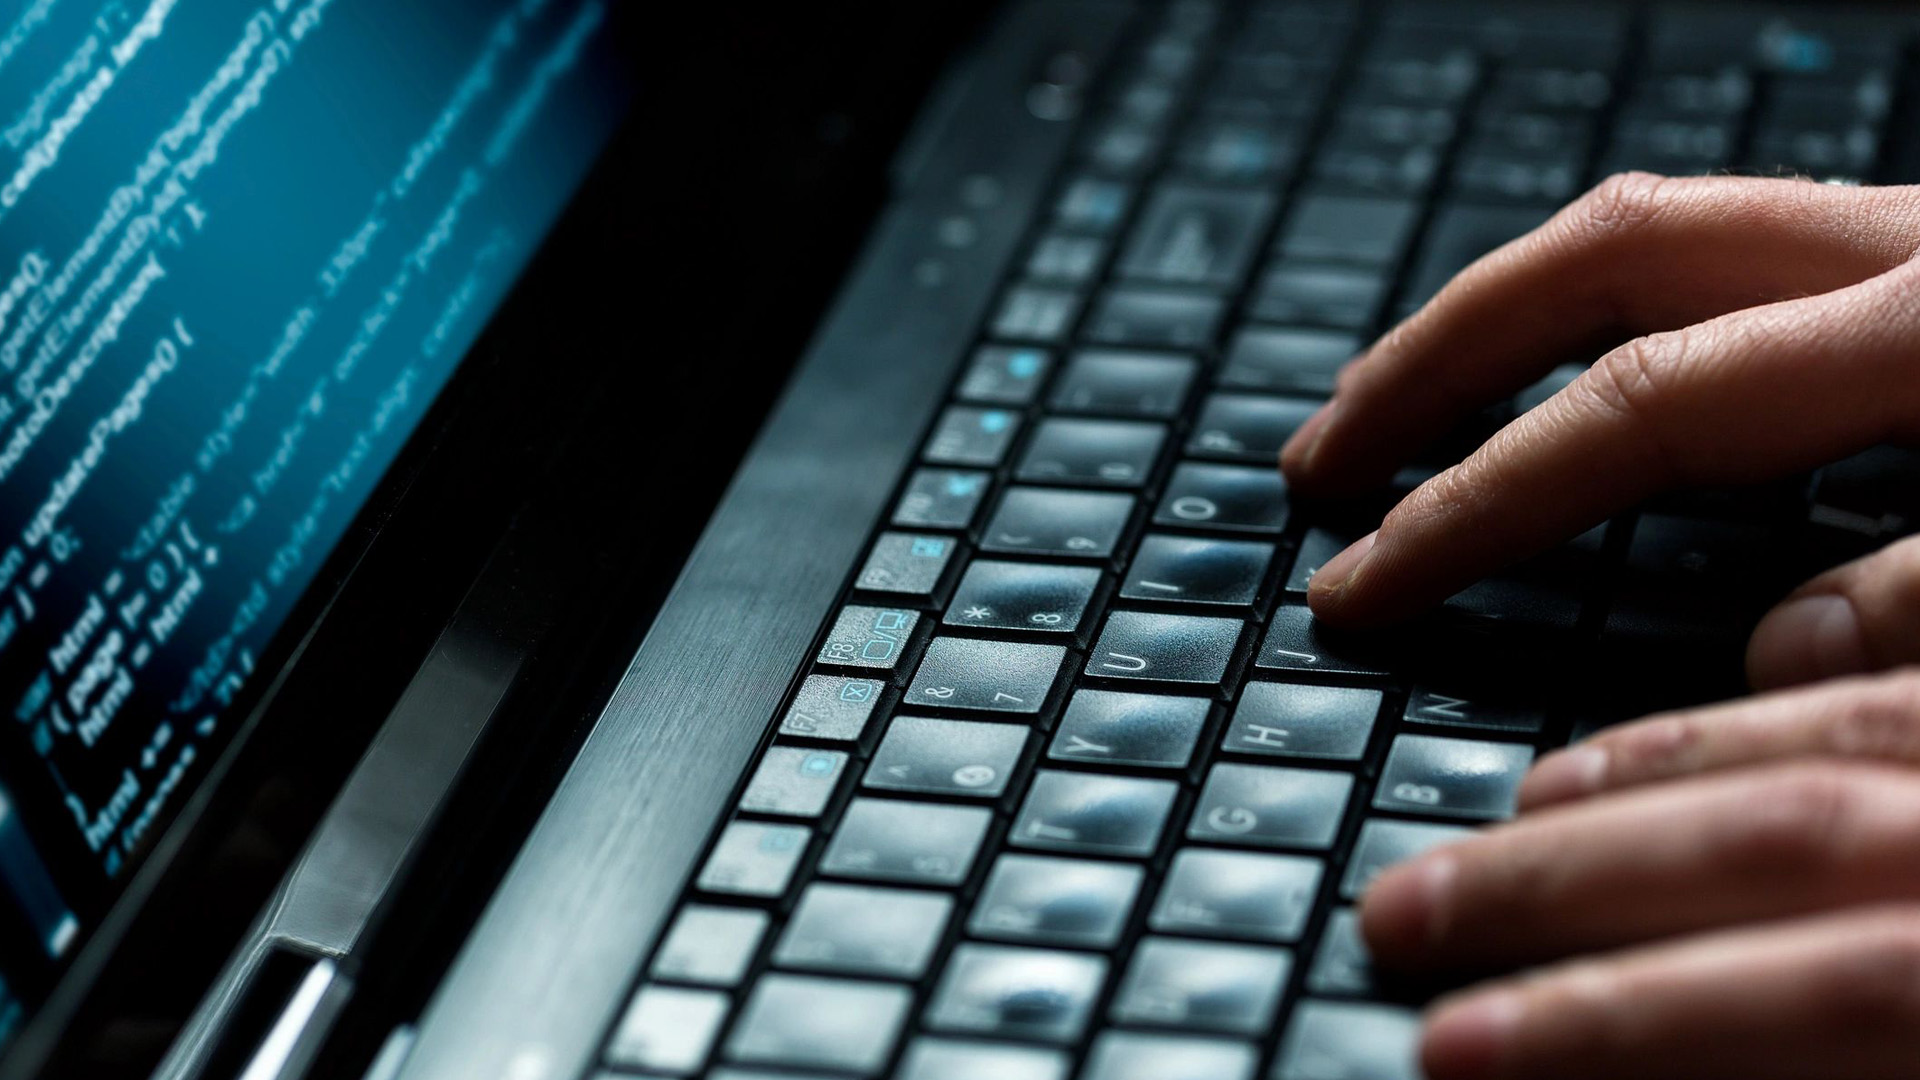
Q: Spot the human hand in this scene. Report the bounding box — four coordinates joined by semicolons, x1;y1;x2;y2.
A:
1362;670;1920;1080
1278;172;1920;688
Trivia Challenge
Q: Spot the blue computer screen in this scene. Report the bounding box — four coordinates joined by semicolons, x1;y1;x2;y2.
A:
0;0;626;1039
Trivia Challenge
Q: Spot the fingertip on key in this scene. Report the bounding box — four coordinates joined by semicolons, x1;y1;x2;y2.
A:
1422;988;1520;1080
1360;850;1455;963
1306;530;1378;616
1279;400;1338;480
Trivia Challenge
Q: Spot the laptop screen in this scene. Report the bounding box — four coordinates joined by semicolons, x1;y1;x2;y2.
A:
0;0;626;1046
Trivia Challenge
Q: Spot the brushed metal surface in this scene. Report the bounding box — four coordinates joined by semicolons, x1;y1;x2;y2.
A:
396;4;1130;1079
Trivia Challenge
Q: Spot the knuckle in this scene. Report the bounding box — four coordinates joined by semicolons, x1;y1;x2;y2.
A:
1606;714;1699;779
1827;673;1920;759
1566;171;1675;242
1706;767;1858;880
1585;334;1680;425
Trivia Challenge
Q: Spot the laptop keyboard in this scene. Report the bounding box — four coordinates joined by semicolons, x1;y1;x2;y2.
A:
596;2;1918;1078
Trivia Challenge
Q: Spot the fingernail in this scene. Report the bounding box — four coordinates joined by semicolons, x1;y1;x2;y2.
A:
1310;530;1378;601
1423;990;1522;1080
1280;401;1339;475
1747;593;1869;689
1361;852;1456;959
1518;744;1607;810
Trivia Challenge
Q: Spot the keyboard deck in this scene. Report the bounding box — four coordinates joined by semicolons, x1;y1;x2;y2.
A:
594;2;1920;1078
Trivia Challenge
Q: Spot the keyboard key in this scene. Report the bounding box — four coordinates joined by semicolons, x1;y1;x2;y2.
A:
991;283;1083;344
1374;734;1534;820
1174;116;1304;184
1404;688;1545;734
1606;514;1786;648
957;345;1053;405
1050;350;1199;419
819;798;990;886
651;905;770;986
907;636;1066;714
1082;117;1160;175
1288;528;1363;594
698;821;810;898
1453;142;1584;204
1122;535;1273;607
1219;326;1358;396
1249;263;1389;329
1400;204;1553;315
773;883;952;979
894;469;991;530
946;560;1100;635
1350;55;1478;105
897;1039;1068;1080
1110;937;1291;1035
817;606;920;672
1190;763;1352;849
779;675;885;742
727;975;910;1075
607;985;729;1074
1155;463;1291;533
1307;909;1375;996
1189;393;1317;463
1016;418;1167;488
1223;683;1381;760
1055;175;1134;234
738;747;848;818
1277;193;1420;266
1048;689;1209;769
981;487;1134;559
1011;770;1179;857
1442;530;1600;634
1151;848;1323;943
926;944;1108;1043
1310;138;1443;196
1083;287;1226;349
1119;185;1277;287
1081;1032;1257;1080
1027;232;1109;284
925;406;1023;467
1484;66;1614;114
866;716;1028;798
1275;1000;1422;1080
971;853;1145;948
856;533;958;599
1255;606;1388;678
1342;819;1472;900
1086;610;1244;685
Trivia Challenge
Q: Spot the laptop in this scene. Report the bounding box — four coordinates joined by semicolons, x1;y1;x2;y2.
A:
3;0;1919;1078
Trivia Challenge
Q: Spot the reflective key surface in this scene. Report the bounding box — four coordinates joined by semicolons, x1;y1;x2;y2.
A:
818;798;991;886
971;854;1144;948
1048;689;1210;769
1011;771;1179;858
1150;848;1323;943
866;716;1029;798
925;944;1108;1043
1109;936;1292;1035
1189;763;1353;849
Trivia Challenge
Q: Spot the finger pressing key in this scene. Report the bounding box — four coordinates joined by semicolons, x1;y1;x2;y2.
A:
1421;906;1920;1080
1361;761;1920;972
1521;669;1920;812
1307;263;1920;628
1281;175;1920;495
